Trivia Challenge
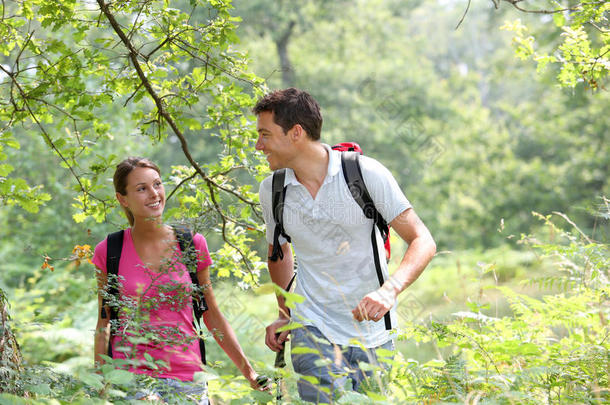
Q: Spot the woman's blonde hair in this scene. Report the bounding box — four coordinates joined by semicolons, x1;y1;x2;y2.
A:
113;157;161;226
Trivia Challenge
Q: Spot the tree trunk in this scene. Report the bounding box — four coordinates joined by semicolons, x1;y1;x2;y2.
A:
0;288;23;393
276;20;296;87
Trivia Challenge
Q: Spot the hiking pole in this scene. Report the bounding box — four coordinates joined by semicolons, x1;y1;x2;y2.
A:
274;270;296;404
274;333;287;403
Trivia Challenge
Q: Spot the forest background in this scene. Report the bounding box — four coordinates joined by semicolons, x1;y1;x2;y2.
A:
0;0;608;403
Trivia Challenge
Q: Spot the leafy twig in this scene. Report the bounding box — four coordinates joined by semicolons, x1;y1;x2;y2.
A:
552;211;593;244
123;81;145;107
206;178;259;282
0;37;107;210
97;0;261;269
166;172;198;202
498;0;603;14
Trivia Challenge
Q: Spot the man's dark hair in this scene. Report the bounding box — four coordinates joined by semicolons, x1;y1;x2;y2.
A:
253;88;323;141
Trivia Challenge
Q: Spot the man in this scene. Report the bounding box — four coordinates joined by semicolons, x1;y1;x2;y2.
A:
255;88;436;403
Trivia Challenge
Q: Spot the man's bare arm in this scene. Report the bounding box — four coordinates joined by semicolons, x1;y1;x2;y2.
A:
352;208;436;322
265;242;295;351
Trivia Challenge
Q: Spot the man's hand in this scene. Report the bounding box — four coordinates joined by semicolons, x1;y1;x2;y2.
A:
265;317;291;352
352;282;399;322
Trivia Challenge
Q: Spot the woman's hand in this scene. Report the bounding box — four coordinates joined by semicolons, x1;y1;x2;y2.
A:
247;373;271;391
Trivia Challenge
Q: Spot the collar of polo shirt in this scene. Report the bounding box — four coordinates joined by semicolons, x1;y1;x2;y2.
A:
283;144;341;186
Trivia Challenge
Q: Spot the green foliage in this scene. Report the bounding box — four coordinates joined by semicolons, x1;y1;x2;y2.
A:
500;1;609;89
237;0;609;250
1;0;609;403
0;132;50;212
1;0;269;284
393;212;609;403
5;208;607;403
9;259;96;369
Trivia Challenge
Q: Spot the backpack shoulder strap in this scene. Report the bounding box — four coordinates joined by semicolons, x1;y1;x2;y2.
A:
172;225;208;313
103;229;124;357
340;152;389;241
173;226;199;273
106;230;124;279
172;225;207;364
340;152;392;330
269;169;291;262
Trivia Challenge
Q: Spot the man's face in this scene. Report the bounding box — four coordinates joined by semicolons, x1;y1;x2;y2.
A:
255;111;294;171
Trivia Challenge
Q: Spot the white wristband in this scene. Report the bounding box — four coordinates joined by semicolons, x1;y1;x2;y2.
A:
385;275;403;293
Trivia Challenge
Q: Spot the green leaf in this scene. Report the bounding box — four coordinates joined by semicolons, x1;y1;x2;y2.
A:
552;12;565;27
0;163;14;176
253;282;276;295
300;375;320;385
0;393;29;405
250;391;273;403
273;284;305;308
291;346;320;354
106;389;128;398
192;370;219;384
184;118;202;130
520;342;542;356
363;390;388;401
104;369;134;385
78;372;105;390
73;212;88;223
24;383;51;395
1;139;20;150
375;347;394;357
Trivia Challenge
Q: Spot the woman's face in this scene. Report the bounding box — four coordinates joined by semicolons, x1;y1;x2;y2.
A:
116;167;165;221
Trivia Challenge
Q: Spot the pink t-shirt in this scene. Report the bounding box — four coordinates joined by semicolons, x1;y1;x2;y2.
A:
92;227;213;381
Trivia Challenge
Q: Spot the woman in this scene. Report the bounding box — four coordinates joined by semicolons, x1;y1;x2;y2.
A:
93;157;262;403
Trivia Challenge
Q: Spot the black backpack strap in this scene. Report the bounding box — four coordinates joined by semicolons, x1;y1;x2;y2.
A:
172;225;207;365
341;152;390;242
269;169;291;262
340;152;392;330
104;230;124;357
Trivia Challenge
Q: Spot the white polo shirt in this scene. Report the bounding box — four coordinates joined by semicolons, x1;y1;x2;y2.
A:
259;144;411;347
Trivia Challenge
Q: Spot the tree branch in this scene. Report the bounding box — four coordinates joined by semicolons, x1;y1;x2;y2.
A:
13;30;34;74
206;177;259;283
455;0;472;30
166;165;262;223
97;0;261;265
552;211;594;244
29;96;86;151
166;171;197;202
143;26;196;60
143;35;171;60
123;81;144;107
589;21;609;33
173;38;258;86
126;1;147;42
0;63;107;210
498;0;599;14
97;0;260;208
